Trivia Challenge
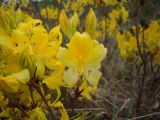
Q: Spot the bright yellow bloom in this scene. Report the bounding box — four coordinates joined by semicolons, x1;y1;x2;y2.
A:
57;32;107;72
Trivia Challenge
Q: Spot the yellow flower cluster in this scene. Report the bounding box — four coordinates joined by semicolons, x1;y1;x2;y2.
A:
116;20;160;62
58;8;107;99
63;1;84;15
144;20;160;62
107;6;128;34
117;31;137;58
58;32;107;99
0;3;107;119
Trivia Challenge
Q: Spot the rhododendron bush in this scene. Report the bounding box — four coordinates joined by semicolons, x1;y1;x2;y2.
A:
0;0;160;120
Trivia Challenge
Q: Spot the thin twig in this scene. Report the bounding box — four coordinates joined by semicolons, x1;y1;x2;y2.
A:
127;111;160;120
54;108;105;113
32;82;55;119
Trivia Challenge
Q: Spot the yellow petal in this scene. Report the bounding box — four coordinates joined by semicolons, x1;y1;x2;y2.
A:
85;44;107;70
49;26;62;46
49;25;62;53
67;32;94;71
12;69;30;84
43;74;62;90
31;26;48;54
62;68;79;88
11;29;28;53
57;47;76;68
0;76;20;93
43;61;64;89
57;32;107;72
85;70;102;87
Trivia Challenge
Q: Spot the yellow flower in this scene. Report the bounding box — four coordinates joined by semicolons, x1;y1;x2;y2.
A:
108;6;128;35
71;2;81;12
57;32;107;72
64;1;84;15
40;7;58;20
145;21;160;53
108;20;116;33
107;7;128;35
117;31;136;58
